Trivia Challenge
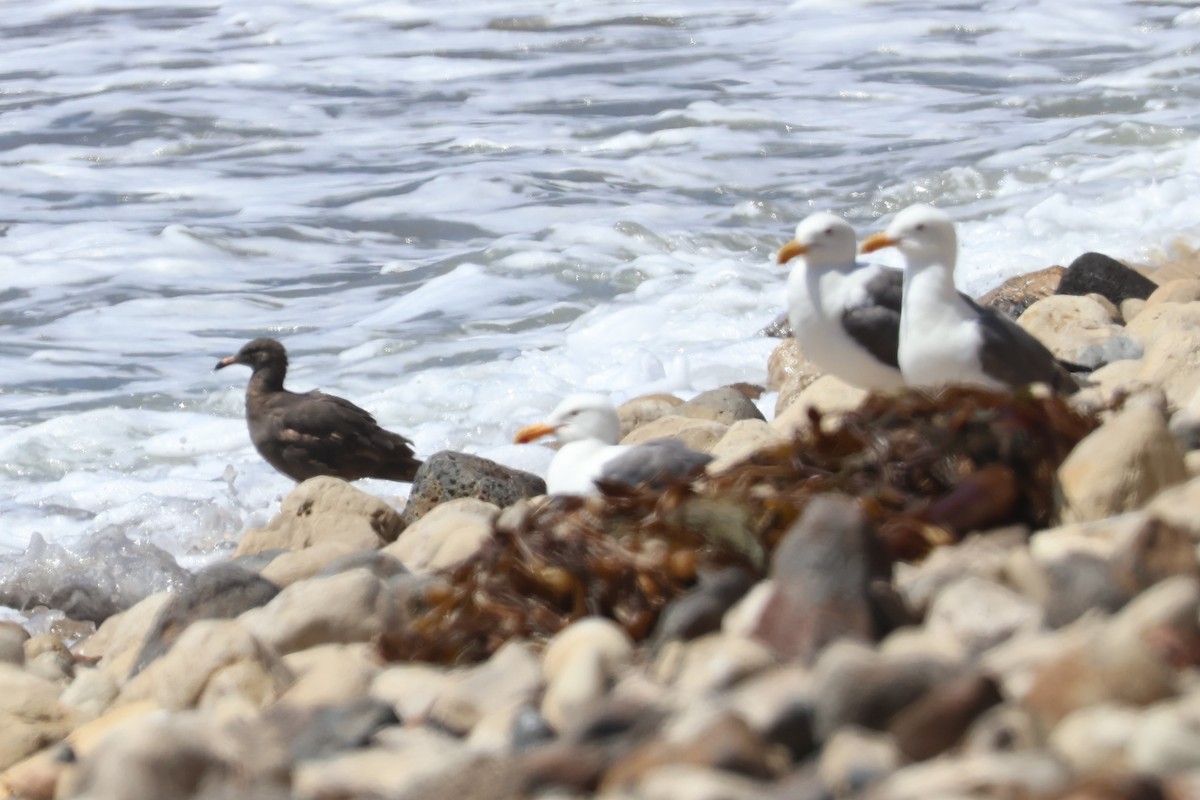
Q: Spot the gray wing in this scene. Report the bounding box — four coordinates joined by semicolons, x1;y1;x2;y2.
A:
598;438;713;489
967;298;1081;394
840;268;903;368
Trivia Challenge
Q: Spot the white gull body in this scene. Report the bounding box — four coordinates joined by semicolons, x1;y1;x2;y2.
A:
778;212;907;390
861;204;1078;393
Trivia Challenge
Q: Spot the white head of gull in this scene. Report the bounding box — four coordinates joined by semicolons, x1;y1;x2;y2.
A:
860;204;1078;394
777;212;906;390
514;393;712;496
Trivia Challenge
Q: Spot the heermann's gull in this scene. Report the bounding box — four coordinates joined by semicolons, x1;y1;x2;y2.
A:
215;338;422;482
776;212;907;390
513;393;711;496
860;205;1079;394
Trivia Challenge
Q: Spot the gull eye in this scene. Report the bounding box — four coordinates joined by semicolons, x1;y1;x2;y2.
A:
916;223;926;231
824;227;833;236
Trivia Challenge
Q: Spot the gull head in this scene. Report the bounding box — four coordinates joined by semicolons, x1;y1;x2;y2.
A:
860;204;957;268
777;211;857;269
514;393;621;446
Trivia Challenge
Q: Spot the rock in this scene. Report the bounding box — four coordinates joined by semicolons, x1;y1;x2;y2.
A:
769;339;825;416
637;764;771;800
403;450;545;525
281;643;380;708
541;617;633;734
117;619;292;711
1016;294;1132;366
706;420;788;474
725;667;815;761
260;540;365;586
1121;297;1147;322
60;667;119;721
385;497;498;573
0;664;75;770
676;386;766;425
761;309;791;338
656;633;775;695
887;673;1003;761
1169;384;1200;450
978;265;1066;320
1056;251;1157;305
811;641;961;743
272;696;400;761
1128;694;1200;776
1024;577;1200;726
292;727;471;800
1146;278;1200;306
131;561;280;675
67;711;292;800
620;415;728;452
925;576;1043;658
429;641;542;735
240;567;393;655
617;393;684;438
770;375;866;438
1136;329;1200;408
894;527;1029;616
1124;300;1200;341
1051;773;1168;800
750;495;886;664
76;591;174;684
236;476;404;557
818;726;901;796
1057;404;1187;523
370;662;452;722
1146;474;1200;540
0;622;28;666
1049;703;1140;774
649;567;756;648
872;751;1070;799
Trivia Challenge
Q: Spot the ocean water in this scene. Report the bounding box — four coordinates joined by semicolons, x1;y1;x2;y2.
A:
1;0;1198;606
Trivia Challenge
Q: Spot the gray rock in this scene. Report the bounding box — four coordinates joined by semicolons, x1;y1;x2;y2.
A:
270;696;400;761
649;566;756;650
404;450;545;525
1075;333;1144;369
676;386;766;425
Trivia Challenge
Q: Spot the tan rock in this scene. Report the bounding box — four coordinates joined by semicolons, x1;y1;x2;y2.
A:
1016;294;1128;361
1049;704;1139;775
620;415;728;453
77;591;173;684
1146;473;1200;541
872;752;1069;799
925;576;1043;659
429;641;542;735
235;476;403;557
59;666;119;721
706;419;788;474
0;622;27;666
541;617;633;734
260;539;364;587
116;619;291;711
765;337;818;393
1029;512;1151;564
293;728;471;800
1057;404;1187;523
819;727;900;796
770;375;866;438
655;634;775;694
240;567;392;655
1125;301;1200;340
617;393;683;439
1137;329;1200;408
281;643;380;708
1085;292;1121;319
383;497;497;574
0;664;75;771
1128;694;1200;776
1121;297;1147;322
370;663;453;721
977;265;1065;320
1146;278;1200;307
637;765;771;800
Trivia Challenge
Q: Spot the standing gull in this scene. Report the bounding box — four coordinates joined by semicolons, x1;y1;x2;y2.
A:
860;205;1079;394
514;394;711;496
776;212;906;390
215;338;423;482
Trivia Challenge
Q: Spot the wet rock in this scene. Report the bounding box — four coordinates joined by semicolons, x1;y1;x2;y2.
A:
429;641;542;735
617;393;684;438
751;495;886;664
1146;278;1200;306
770;375;865;437
1049;703;1139;775
0;621;28;666
707;420;788;474
236;476;404;557
887;672;1003;761
769;339;824;415
979;265;1066;320
1024;577;1200;726
240;567;393;655
0;664;75;770
1017;294;1131;366
541;617;633;734
274;696;400;761
811;641;960;743
281;643;380;708
131;561;280;675
117;619;292;711
1058;404;1187;523
619;414;728;452
68;712;292;800
925;576;1043;658
761;310;792;339
403;450;545;525
649;566;756;649
1056;252;1157;305
818;726;900;796
676;386;766;425
385;497;498;573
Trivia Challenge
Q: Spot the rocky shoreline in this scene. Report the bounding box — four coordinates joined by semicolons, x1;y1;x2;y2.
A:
4;253;1200;799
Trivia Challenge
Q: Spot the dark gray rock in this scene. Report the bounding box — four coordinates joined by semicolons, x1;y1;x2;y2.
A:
1056;252;1157;305
404;450;545;525
649;566;755;649
275;697;400;761
887;672;1003;761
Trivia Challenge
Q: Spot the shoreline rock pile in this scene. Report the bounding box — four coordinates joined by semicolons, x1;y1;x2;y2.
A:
5;253;1200;799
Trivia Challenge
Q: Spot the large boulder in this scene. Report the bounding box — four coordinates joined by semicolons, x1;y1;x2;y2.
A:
1055;252;1157;305
403;450;545;525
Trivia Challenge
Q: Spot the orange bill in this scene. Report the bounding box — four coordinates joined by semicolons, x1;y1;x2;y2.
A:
776;240;807;265
860;232;899;254
514;422;557;444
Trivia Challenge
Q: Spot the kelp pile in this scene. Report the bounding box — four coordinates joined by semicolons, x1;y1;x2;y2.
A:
377;387;1097;665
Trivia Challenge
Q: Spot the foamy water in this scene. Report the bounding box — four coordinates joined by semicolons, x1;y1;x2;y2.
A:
1;0;1198;603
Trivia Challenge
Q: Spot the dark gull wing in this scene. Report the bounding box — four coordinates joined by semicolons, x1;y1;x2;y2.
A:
966;298;1081;394
840;267;902;368
597;438;713;489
